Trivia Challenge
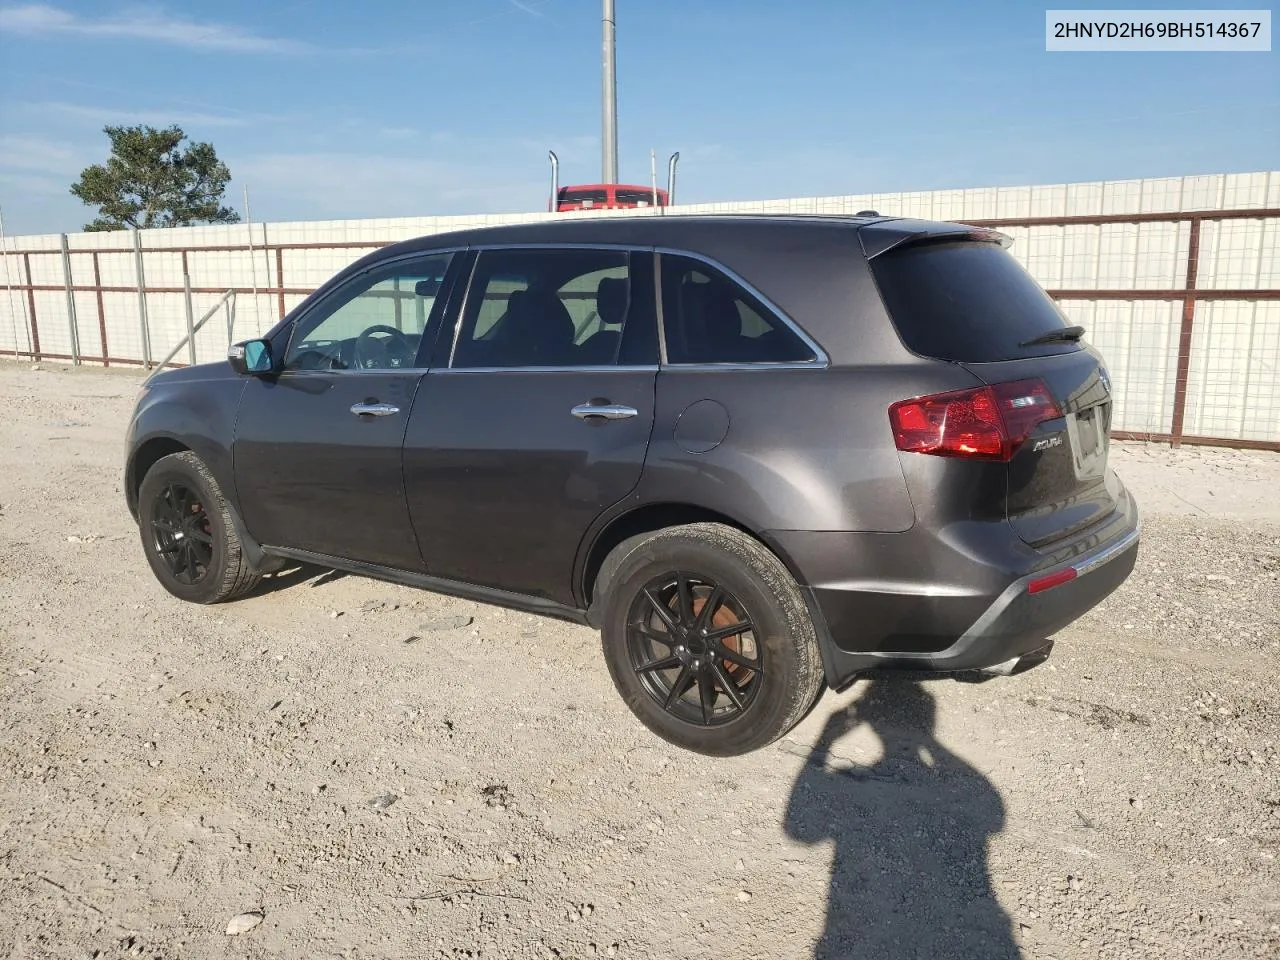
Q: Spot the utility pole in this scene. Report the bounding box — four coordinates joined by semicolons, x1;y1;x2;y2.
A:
602;0;618;183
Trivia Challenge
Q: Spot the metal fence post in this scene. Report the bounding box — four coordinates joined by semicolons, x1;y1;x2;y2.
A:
1168;217;1202;448
275;246;286;320
132;229;152;367
22;253;40;361
91;251;109;365
225;292;236;346
59;234;81;365
183;272;197;366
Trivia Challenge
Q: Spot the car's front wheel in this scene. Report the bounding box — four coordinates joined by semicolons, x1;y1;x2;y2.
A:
137;451;262;604
599;523;825;756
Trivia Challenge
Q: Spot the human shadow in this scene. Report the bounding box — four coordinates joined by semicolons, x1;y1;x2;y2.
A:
784;677;1021;959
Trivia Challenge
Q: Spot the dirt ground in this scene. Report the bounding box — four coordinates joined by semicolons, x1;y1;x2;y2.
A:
1;360;1277;960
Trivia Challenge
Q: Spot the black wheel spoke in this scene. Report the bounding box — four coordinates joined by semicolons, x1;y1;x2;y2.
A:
693;585;723;633
158;490;180;526
642;588;680;633
663;664;694;709
706;619;752;642
711;661;746;711
188;526;213;545
636;655;681;674
715;643;760;673
631;621;676;646
183;542;198;581
676;574;695;626
697;670;716;723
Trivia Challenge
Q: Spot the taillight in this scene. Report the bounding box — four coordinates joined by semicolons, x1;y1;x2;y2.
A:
889;378;1062;461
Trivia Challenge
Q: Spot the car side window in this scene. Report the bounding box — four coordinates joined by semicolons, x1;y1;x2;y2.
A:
451;249;656;368
659;254;816;364
284;253;453;371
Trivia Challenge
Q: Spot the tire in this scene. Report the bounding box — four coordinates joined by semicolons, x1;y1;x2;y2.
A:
598;522;825;756
137;451;262;604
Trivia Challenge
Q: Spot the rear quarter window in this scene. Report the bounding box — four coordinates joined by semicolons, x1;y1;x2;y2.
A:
870;240;1081;363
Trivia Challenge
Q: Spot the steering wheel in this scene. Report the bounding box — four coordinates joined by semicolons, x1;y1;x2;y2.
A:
355;325;415;370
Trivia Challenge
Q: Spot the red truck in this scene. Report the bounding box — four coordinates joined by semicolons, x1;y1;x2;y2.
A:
553;183;670;212
548;150;678;212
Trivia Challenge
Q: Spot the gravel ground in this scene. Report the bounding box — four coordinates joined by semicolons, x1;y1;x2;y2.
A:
1;360;1277;960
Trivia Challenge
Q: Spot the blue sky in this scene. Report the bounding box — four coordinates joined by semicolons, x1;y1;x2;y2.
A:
0;1;1276;235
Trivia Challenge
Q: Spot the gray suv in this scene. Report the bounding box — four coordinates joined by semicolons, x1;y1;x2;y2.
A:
124;214;1140;755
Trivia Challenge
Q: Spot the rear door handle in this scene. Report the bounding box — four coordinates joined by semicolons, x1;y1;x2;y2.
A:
571;402;638;421
350;401;400;417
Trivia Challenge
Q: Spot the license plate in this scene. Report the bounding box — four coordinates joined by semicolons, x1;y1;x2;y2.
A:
1069;403;1108;479
1078;408;1099;457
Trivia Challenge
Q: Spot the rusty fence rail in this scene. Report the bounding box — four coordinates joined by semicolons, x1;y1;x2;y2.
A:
1;207;1278;449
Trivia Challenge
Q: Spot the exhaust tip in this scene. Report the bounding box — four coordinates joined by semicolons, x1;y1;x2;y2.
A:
956;641;1055;683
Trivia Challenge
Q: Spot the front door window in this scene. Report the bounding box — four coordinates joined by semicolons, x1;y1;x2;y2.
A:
285;254;454;371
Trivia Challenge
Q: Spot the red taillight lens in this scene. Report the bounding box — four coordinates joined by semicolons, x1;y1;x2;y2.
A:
889;385;1005;459
991;378;1061;451
889;378;1062;461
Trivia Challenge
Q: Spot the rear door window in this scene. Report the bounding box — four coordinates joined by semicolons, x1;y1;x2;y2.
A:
660;254;817;364
870;240;1080;362
451;248;657;368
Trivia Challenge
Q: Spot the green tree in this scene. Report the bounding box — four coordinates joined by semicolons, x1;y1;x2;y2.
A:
70;124;240;232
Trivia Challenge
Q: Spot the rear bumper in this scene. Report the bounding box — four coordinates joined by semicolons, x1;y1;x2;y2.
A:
764;485;1140;690
871;525;1138;673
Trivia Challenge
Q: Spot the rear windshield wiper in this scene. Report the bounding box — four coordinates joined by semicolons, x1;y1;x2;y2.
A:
1020;325;1085;347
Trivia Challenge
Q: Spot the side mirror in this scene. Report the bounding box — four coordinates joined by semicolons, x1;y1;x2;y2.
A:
228;338;274;376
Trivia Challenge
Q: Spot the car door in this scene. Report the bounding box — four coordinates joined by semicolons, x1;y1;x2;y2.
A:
233;250;462;570
403;246;659;604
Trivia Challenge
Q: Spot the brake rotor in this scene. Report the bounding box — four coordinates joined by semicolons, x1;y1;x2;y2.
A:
690;593;757;684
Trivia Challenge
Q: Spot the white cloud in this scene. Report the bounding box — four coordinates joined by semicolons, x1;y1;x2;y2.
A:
0;169;67;196
37;101;251;128
0;3;310;53
508;0;546;19
233;151;549;220
0;134;78;173
378;127;420;141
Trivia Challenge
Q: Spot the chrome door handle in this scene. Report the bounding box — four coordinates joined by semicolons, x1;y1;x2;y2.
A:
571;403;639;421
350;401;400;417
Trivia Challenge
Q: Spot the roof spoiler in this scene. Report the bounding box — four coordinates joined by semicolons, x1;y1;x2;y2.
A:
858;220;1012;259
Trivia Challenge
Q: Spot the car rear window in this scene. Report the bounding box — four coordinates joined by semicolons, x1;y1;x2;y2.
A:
870;240;1081;362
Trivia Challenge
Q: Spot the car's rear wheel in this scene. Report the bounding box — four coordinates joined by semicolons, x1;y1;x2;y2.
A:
137;451;262;604
599;523;825;756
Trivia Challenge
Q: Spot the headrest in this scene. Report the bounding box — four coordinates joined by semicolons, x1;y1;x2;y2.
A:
596;276;629;325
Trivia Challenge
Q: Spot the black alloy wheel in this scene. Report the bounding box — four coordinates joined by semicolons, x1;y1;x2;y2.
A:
626;572;763;726
148;481;214;585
